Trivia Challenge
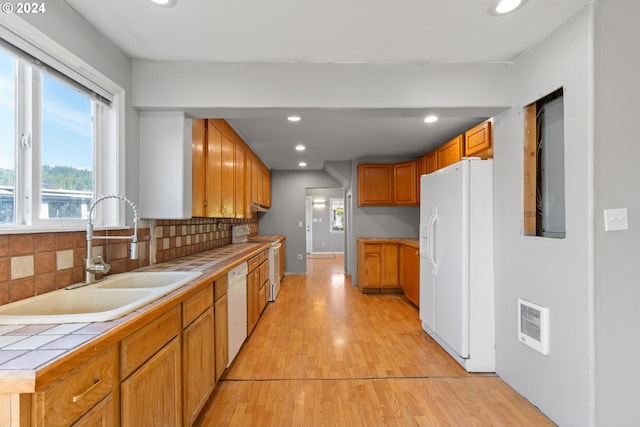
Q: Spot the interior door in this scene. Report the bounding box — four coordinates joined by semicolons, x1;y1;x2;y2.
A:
433;161;469;359
305;196;313;253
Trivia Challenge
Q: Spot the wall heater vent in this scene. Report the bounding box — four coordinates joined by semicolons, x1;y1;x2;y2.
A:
518;299;549;355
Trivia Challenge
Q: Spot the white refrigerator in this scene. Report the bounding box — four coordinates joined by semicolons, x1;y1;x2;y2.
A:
419;158;495;372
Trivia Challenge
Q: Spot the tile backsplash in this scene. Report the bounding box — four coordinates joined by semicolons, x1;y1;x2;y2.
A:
0;215;258;306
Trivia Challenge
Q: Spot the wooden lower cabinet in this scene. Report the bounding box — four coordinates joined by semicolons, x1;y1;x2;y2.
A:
183;308;215;427
73;394;115;427
399;245;420;307
357;240;400;292
121;336;182;427
214;293;229;380
247;267;261;335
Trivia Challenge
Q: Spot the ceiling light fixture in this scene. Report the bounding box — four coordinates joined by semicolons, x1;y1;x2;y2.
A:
287;116;301;122
148;0;177;7
424;115;438;124
493;0;525;15
295;144;306;151
299;162;307;167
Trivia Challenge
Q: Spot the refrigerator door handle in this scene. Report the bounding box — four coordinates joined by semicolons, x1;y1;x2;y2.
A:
428;208;438;276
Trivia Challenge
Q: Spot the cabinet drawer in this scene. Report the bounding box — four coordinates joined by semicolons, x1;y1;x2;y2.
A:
247;254;262;272
72;393;114;427
121;305;181;379
214;274;228;301
259;260;269;285
36;346;116;427
183;284;213;327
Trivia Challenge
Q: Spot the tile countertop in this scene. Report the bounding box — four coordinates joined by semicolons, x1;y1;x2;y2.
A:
0;241;270;393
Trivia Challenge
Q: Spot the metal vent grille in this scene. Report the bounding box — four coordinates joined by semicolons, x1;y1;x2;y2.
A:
518;299;549;355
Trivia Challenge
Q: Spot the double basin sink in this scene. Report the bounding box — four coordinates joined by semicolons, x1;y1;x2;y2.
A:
0;271;203;325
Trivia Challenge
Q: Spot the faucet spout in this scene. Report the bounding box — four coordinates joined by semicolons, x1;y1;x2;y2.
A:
85;194;140;285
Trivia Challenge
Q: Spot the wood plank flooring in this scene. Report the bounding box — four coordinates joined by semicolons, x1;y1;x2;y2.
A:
195;254;554;426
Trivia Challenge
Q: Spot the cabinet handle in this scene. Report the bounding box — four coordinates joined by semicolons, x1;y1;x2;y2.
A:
71;378;102;403
204;200;208;207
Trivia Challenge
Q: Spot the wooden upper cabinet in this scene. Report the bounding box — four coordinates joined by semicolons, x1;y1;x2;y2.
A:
205;120;224;217
221;135;235;218
437;135;464;170
358;164;393;206
234;143;246;218
192;118;207;217
465;119;493;158
393;161;418;205
425;151;437;174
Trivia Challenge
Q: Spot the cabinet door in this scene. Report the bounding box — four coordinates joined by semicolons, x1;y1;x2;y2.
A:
393;161;418;205
358;164;393;206
205;120;223;217
121;337;182;427
183;309;215;427
72;394;114;427
191;119;206;217
214;293;229;380
261;166;271;208
465;119;493;157
362;244;381;288
401;246;420;306
425;151;437;174
221;135;235;217
235;143;246;218
437;135;463;170
381;244;399;288
247;269;260;335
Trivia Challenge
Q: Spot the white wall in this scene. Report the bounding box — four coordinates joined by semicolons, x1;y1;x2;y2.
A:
493;6;593;427
593;0;640;425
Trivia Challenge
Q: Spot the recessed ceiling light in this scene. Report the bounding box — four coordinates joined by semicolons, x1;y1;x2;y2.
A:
424;115;438;124
493;0;524;14
287;116;301;122
295;144;306;151
299;162;307;167
148;0;177;7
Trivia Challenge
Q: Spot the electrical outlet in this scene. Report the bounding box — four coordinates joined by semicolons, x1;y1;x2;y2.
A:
604;208;629;231
297;253;303;260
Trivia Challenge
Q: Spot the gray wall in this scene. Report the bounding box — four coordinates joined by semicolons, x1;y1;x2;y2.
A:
306;188;345;253
493;7;593;427
259;170;340;274
593;0;640;425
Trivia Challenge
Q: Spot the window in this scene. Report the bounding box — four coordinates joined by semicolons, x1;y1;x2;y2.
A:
523;88;565;238
330;198;344;233
0;24;123;230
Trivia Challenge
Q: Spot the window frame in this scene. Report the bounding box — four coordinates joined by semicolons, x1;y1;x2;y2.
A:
0;16;126;232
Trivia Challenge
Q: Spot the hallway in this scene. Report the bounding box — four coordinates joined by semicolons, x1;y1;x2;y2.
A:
195;254;554;426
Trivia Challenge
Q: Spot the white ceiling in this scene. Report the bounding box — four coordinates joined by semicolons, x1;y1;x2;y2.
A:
66;0;589;170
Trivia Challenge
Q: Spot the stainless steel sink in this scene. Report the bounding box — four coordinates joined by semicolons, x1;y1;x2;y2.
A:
0;271;203;325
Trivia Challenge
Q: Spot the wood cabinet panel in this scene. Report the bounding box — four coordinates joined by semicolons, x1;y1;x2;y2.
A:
221;135;235;218
191;118;206;218
205;121;224;217
183;285;213;328
235;143;246;218
381;244;399;288
214;293;229;380
247;268;260;335
425;151;437;174
121;336;182;427
465;119;493;158
358;164;393;206
400;245;420;307
120;305;181;379
437;135;464;170
183;309;215;427
393;161;418;205
34;347;117;427
72;394;115;427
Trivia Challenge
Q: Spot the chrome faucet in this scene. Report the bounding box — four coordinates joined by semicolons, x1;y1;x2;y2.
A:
83;194;140;286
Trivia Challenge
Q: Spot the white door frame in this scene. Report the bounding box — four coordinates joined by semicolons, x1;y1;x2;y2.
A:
305;196;313;253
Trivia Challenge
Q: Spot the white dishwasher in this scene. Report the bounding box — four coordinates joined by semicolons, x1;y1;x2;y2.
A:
227;262;248;366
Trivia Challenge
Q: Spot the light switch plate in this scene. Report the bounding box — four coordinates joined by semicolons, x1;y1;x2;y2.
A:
604;208;628;231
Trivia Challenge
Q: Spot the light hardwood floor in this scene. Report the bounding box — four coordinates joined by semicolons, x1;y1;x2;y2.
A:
195;254;555;426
